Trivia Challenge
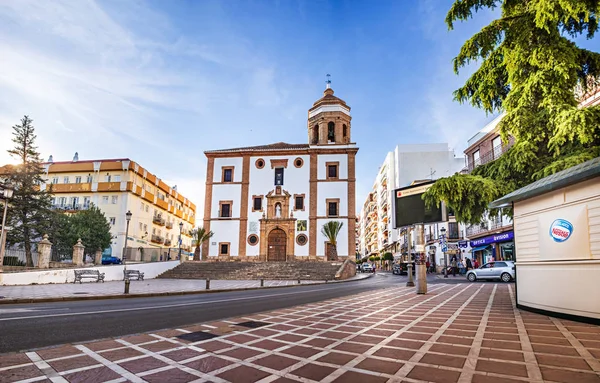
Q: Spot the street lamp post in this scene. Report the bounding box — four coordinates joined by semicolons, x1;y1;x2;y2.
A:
123;210;132;294
0;184;14;267
441;226;448;278
178;221;183;262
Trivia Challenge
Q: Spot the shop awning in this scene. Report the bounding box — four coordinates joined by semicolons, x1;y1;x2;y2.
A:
471;245;490;253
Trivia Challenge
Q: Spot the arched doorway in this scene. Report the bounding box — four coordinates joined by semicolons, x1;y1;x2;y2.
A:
268;228;287;261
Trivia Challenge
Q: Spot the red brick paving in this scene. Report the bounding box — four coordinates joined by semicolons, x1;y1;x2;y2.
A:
1;283;599;382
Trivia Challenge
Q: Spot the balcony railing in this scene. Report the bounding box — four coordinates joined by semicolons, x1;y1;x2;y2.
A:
151;235;164;243
164;239;172;246
466;139;515;173
51;203;91;211
466;225;488;237
153;216;166;226
165;221;173;229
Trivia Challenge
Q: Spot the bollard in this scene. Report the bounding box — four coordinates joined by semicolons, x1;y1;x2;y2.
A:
406;263;415;287
206;279;210;290
260;279;264;287
298;279;301;284
124;278;130;294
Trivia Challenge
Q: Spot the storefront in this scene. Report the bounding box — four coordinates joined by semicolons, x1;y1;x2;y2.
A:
469;231;514;265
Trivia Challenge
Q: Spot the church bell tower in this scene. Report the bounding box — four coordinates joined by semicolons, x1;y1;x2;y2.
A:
307;76;352;145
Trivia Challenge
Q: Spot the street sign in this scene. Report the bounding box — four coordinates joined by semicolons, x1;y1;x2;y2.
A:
442;246;448;252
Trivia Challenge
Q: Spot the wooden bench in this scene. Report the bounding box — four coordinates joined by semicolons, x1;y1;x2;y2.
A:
74;270;105;284
123;270;144;281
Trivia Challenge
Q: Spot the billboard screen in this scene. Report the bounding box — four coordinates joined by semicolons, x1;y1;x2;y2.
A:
394;181;445;228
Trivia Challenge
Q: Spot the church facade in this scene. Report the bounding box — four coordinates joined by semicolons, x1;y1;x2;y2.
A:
202;85;358;261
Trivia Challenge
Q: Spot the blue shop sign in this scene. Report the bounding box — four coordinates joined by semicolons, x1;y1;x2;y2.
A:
469;231;514;247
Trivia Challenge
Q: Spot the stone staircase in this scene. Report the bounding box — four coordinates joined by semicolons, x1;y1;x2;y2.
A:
157;261;344;281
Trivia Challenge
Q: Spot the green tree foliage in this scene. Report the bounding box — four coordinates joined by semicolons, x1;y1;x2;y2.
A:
3;116;53;266
321;221;344;261
48;205;112;259
424;0;600;223
192;226;214;261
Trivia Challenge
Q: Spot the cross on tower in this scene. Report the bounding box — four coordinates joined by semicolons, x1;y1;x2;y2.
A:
326;74;331;88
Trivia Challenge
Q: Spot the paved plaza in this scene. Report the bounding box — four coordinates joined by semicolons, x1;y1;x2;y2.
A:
1;282;599;383
0;276;369;303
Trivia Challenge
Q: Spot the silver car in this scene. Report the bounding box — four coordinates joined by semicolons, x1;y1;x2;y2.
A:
466;261;515;282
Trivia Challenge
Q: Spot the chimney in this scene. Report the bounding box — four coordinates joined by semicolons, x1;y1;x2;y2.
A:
73;152;79;162
48;155;53;163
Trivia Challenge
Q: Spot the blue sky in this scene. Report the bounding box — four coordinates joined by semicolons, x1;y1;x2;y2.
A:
0;0;499;214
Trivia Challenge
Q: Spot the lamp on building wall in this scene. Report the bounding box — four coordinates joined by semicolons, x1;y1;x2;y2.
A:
440;226;448;278
123;210;132;294
0;184;14;266
178;221;184;262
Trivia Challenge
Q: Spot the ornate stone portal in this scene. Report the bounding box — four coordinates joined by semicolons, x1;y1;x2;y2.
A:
259;187;297;261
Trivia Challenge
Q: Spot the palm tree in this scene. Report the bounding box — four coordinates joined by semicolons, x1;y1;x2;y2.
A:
321;221;343;261
192;227;214;261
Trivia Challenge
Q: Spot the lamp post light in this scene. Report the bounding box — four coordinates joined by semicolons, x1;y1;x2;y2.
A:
124;210;132;294
441;226;448;278
0;184;14;267
178;221;183;262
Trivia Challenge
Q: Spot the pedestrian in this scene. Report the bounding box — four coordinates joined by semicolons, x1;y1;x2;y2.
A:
466;257;473;271
473;259;479;269
451;256;457;277
458;259;464;274
426;260;430;274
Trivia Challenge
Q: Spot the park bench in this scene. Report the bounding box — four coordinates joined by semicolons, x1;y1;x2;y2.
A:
73;269;105;284
123;270;144;281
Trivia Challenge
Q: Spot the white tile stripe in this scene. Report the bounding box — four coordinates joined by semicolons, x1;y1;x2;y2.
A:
24;352;68;383
508;284;544;381
549;317;600;373
74;344;145;383
458;284;497;383
391;284;487;381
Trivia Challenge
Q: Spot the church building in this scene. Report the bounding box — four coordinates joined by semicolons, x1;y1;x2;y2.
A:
202;82;358;261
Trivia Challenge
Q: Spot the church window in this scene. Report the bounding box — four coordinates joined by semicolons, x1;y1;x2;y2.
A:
294;157;303;168
274;168;284;186
327;122;335;142
343;124;347;138
222;167;234;183
219;201;232;218
312;124;319;144
326;199;340;217
326;162;339;180
247;235;259;246
253;196;262;211
219;242;230;255
296;234;308;246
294;195;305;210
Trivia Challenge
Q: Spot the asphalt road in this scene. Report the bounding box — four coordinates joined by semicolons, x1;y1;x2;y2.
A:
0;274;506;354
0;275;395;353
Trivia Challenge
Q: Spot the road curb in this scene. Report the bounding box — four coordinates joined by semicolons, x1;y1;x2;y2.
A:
0;274;374;305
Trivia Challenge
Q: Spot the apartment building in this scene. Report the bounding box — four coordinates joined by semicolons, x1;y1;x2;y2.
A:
39;155;197;259
358;144;464;260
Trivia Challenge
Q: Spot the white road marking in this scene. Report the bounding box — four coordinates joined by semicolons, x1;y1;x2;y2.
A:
0;280;383;322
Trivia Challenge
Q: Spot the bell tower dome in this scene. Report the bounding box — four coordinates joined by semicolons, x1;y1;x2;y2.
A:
307;76;352;145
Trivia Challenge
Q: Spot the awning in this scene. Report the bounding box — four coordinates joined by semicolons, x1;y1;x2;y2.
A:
471;245;490;253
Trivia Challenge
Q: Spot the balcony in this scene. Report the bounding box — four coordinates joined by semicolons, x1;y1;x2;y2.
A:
466;139;515;173
466;224;488;237
151;235;164;244
51;203;91;211
153;216;166;226
164;239;172;246
165;221;173;229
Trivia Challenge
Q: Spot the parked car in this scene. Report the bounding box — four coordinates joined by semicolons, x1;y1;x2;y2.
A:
361;263;374;273
466;261;515;282
392;262;415;275
101;256;122;265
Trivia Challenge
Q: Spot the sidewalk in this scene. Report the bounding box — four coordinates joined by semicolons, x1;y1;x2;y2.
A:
0;274;372;304
1;282;599;382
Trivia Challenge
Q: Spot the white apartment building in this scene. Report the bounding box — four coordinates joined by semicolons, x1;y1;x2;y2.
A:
38;156;197;260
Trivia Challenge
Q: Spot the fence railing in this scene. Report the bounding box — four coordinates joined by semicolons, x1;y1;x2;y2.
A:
124;246;189;262
3;248;39;267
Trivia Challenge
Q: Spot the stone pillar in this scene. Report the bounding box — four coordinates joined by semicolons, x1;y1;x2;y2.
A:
72;238;84;267
37;234;52;269
95;248;102;265
414;224;427;294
